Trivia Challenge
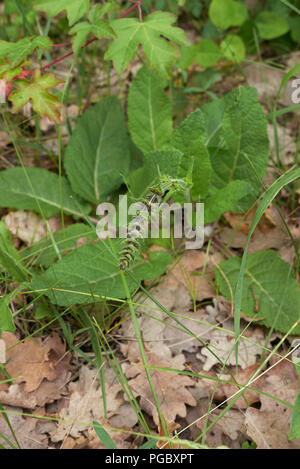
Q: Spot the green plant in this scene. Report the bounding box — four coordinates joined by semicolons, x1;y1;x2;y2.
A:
0;0;300;451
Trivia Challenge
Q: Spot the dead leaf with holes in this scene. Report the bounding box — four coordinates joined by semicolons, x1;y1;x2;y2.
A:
123;350;196;427
245;357;300;449
199;321;264;371
0;332;71;408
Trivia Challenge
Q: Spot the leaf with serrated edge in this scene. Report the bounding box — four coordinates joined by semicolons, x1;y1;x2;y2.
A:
0;167;91;218
128;65;173;154
10;69;62;123
34;0;90;26
64;96;130;203
105;12;189;78
0;36;52;66
30;242;173;305
215;250;300;334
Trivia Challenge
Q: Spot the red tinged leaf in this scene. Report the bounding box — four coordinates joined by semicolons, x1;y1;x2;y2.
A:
9;69;63;123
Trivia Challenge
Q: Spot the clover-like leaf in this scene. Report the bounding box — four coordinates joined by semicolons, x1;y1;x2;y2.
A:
105;11;189;78
9;69;63;123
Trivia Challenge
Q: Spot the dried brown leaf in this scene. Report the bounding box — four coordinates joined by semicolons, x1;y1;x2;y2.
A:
0;332;71;406
245;358;300;449
123;350;196;427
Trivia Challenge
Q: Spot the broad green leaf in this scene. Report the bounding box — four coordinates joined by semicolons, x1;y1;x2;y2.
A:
105;12;189;78
128;65;173;154
0;36;52;66
64;96;130;203
70;5;115;54
215;250;300;335
255;12;290;39
0;221;29;281
204;180;252;223
171;109;211;198
0;167;91;218
128;149;185;198
194;39;222;67
220;34;245;63
30;241;173;306
10;69;63;123
202;86;269;211
34;0;89;26
21;223;97;268
290;392;300;440
209;0;248;30
289;17;300;43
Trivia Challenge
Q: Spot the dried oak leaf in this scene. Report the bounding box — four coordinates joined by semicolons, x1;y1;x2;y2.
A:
219;363;265;409
51;365;124;442
163;309;216;355
195;405;246;448
60;421;132;449
0;332;71;406
165;251;216;302
245;357;300;449
0;405;48;449
123;351;196;427
199;321;264;371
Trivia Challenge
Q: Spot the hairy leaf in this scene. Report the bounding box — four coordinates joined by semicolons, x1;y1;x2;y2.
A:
202;86;269;211
215;250;300;334
21;223;97;268
128;65;173;154
64;96;130;203
0;167;91;218
30;241;173;305
171;109;211;198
